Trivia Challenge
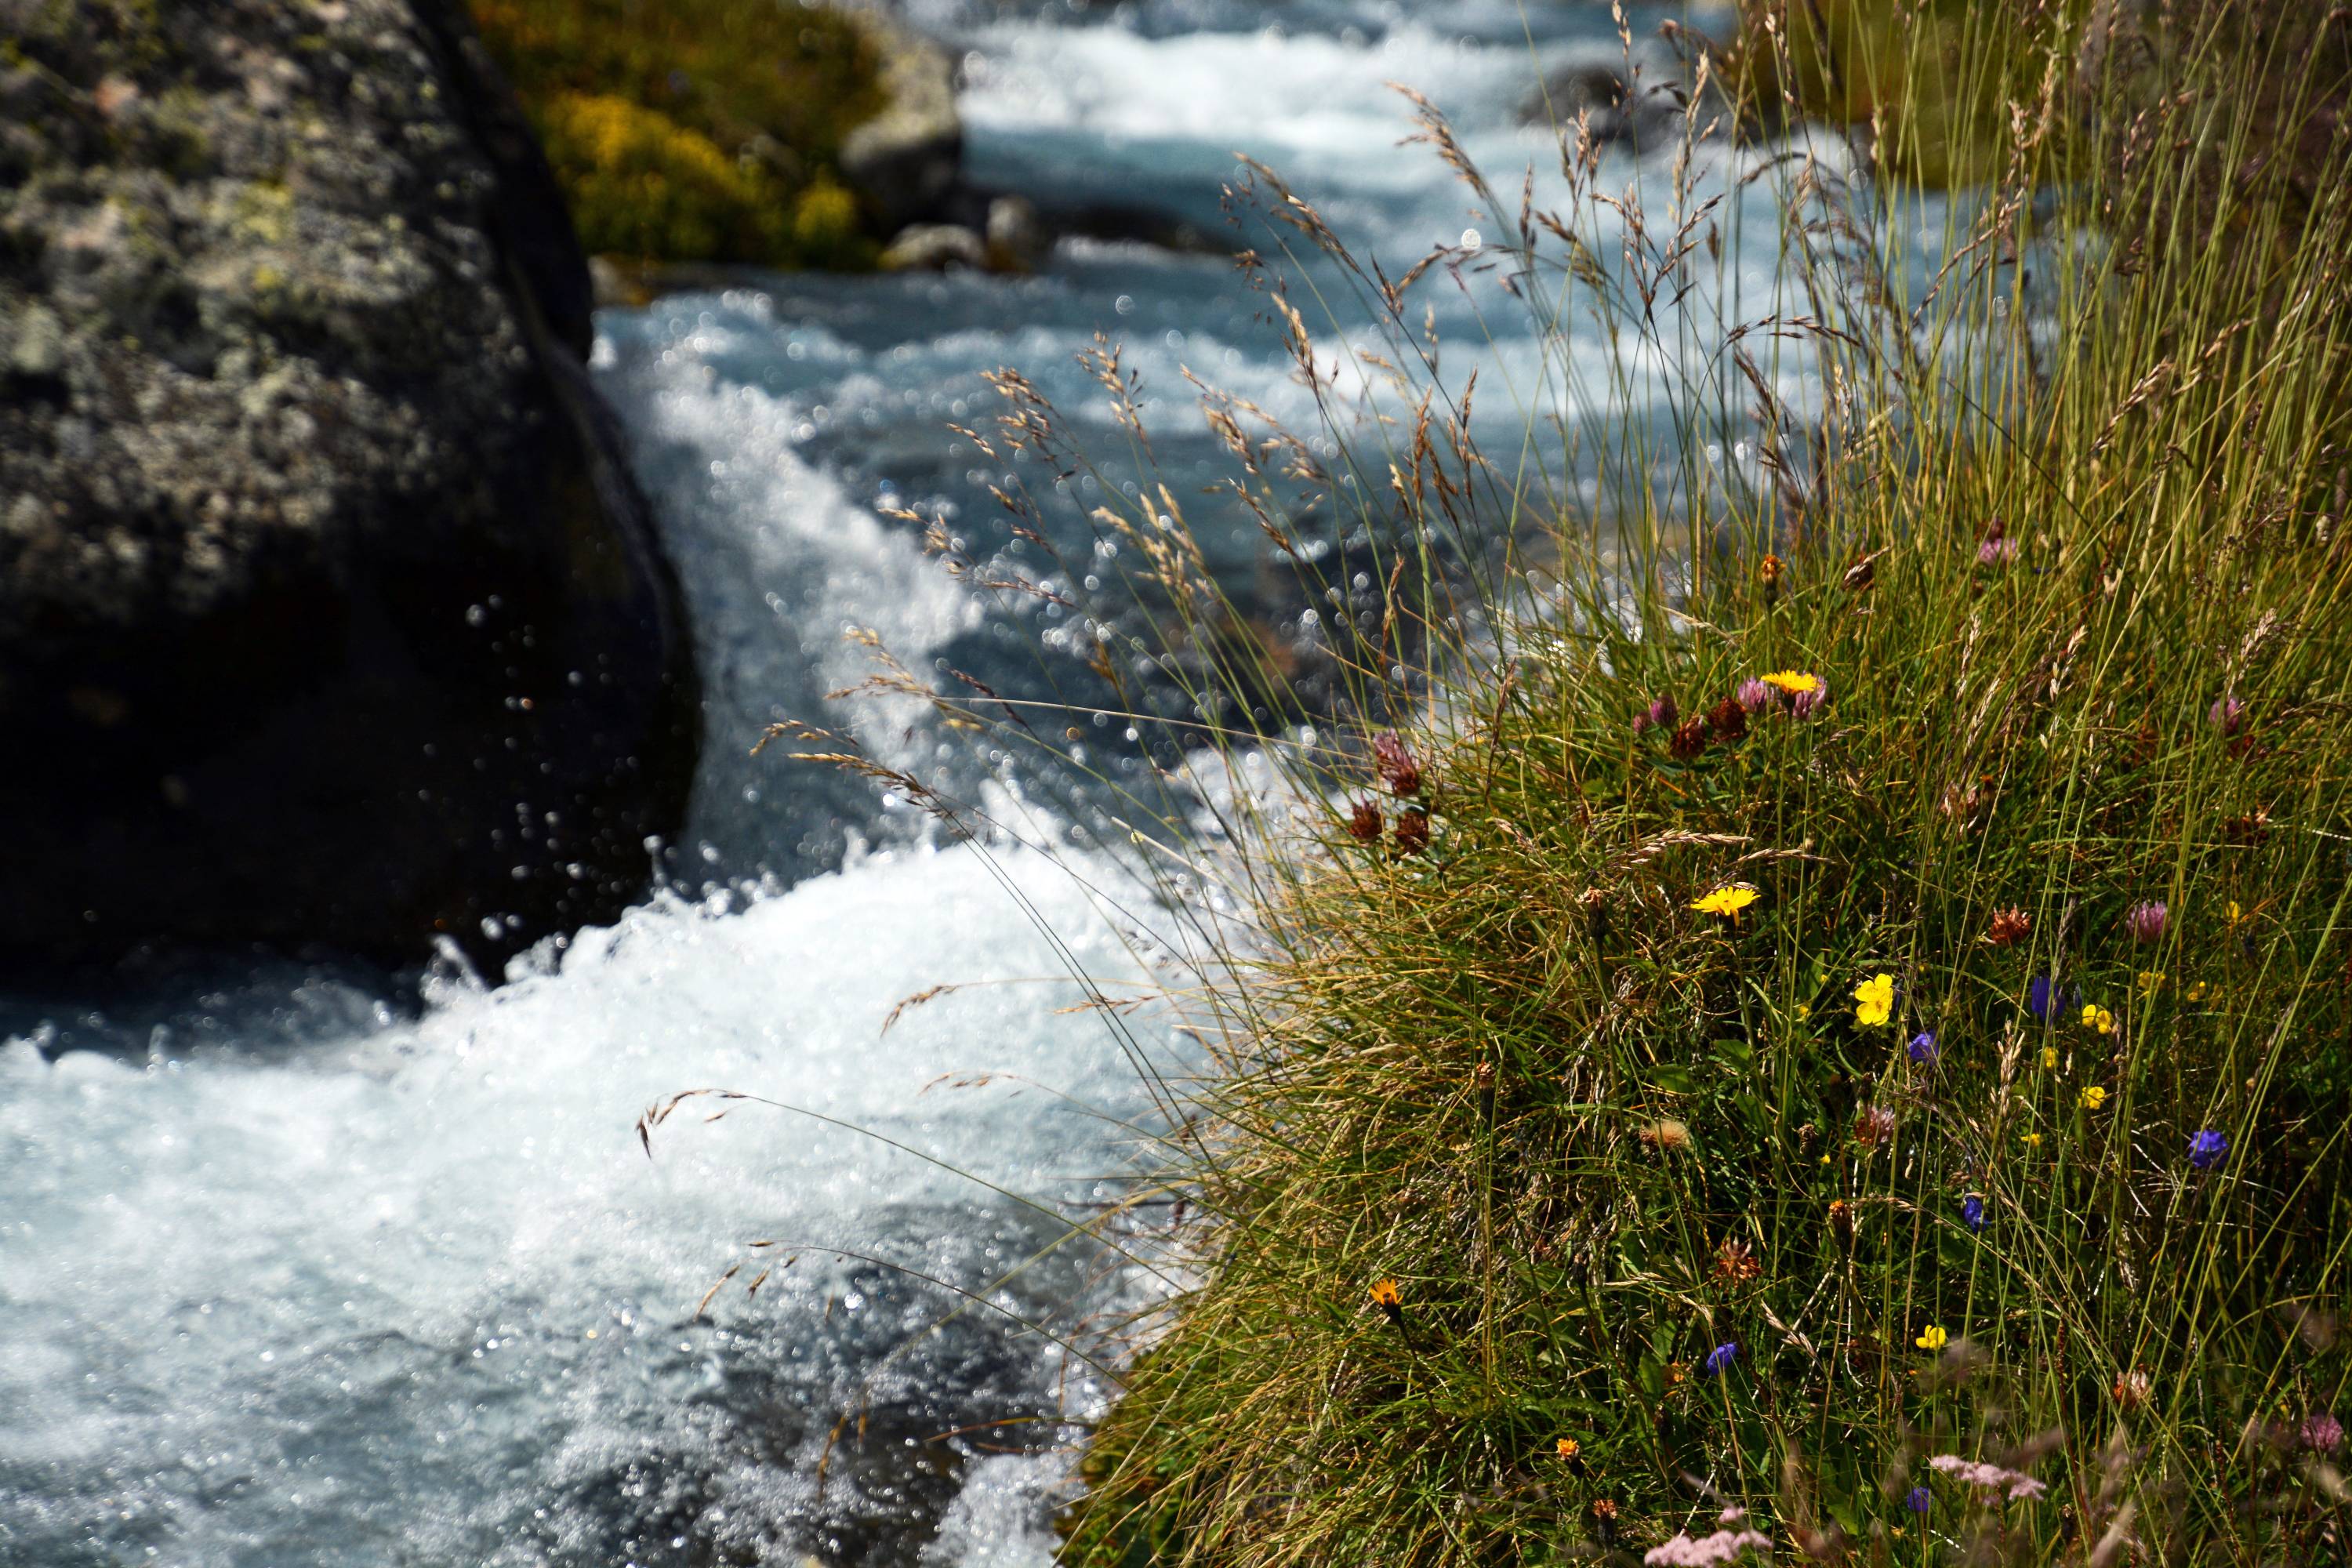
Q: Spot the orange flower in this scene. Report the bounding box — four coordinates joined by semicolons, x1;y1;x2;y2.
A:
1638;1119;1693;1152
1986;907;2031;946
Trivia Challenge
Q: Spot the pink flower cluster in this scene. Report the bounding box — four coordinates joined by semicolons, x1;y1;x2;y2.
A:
1929;1454;2047;1501
1643;1529;1774;1566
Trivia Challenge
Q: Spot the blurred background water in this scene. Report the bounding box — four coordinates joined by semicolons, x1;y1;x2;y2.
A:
0;3;1752;1563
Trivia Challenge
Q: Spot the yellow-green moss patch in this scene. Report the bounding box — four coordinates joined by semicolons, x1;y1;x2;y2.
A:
470;0;884;267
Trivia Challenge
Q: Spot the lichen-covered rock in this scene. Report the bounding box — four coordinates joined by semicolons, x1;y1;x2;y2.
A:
0;0;698;966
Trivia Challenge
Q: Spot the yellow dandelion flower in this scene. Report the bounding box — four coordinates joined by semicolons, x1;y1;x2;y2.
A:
1555;1437;1581;1461
1853;973;1896;1027
1369;1278;1401;1312
1762;670;1823;695
1916;1324;1949;1352
2080;1085;2107;1110
1690;884;1761;920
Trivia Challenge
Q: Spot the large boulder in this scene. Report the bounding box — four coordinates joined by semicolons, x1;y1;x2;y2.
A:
0;0;699;967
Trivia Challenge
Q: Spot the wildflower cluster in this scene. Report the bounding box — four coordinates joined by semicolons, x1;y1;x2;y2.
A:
1635;669;1827;764
1928;1453;2049;1502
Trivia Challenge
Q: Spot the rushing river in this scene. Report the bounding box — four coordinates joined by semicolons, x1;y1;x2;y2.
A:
1;3;1744;1563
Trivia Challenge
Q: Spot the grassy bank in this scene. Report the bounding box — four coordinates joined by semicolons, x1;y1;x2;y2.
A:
1029;2;2352;1562
468;0;879;267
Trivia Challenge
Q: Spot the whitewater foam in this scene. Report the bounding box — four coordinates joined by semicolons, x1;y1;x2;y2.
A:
0;842;1181;1566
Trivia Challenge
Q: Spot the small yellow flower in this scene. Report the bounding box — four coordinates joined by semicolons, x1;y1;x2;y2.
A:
2021;1131;2043;1148
2039;1046;2059;1070
1916;1324;1949;1352
1793;1003;1810;1021
1690;884;1761;920
1370;1278;1402;1311
1555;1437;1581;1461
2080;1085;2107;1110
2185;981;2208;1002
2226;900;2245;927
2079;1004;2115;1035
1853;973;1896;1028
2136;970;2165;996
1762;670;1824;695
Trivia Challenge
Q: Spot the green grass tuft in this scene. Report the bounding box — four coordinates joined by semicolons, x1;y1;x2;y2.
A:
1035;2;2352;1562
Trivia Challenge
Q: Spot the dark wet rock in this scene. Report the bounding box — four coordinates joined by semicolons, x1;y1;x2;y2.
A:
878;223;989;272
0;0;698;966
983;194;1047;272
1519;58;1697;147
839;15;962;230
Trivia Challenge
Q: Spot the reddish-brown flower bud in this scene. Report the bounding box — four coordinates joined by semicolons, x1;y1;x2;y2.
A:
1371;730;1421;797
2113;1367;2154;1410
1986;907;2031;946
1346;800;1383;841
1392;808;1431;856
1712;1237;1762;1285
1706;697;1747;742
1669;717;1711;760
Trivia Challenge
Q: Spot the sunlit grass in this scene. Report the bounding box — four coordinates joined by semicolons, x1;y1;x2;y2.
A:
1013;2;2352;1562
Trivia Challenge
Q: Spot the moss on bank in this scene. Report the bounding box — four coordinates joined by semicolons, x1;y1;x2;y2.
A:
468;0;880;267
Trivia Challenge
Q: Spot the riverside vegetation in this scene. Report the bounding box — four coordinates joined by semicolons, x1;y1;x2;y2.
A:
763;0;2352;1560
468;0;879;267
